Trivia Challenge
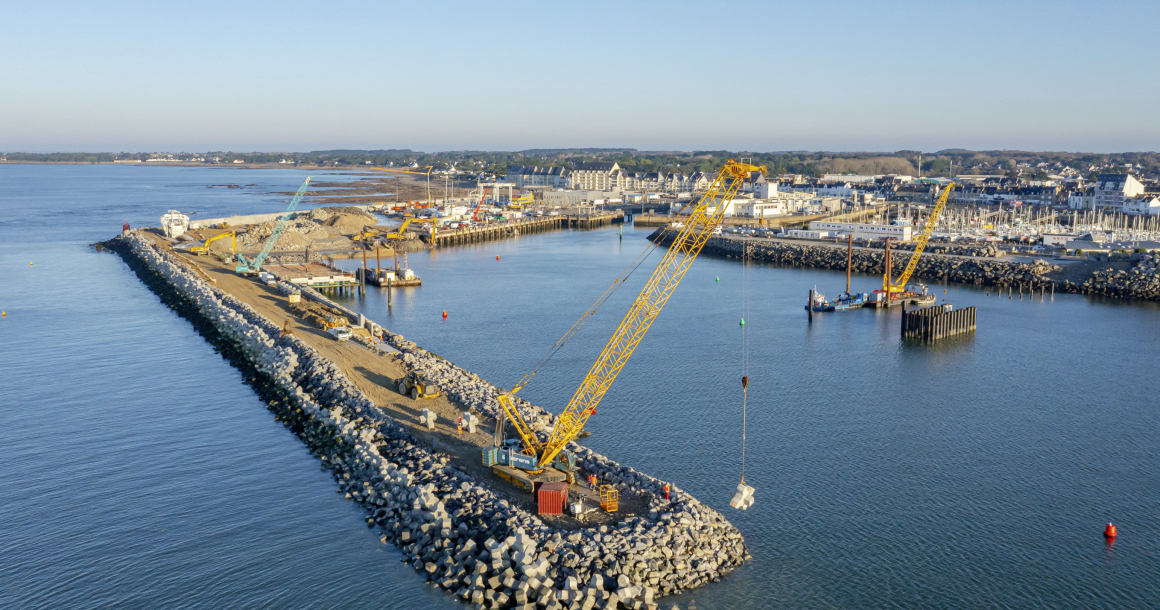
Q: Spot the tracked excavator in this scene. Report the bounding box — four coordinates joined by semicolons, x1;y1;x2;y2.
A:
483;159;766;493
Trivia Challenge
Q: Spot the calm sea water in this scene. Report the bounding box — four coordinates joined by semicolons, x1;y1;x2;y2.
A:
3;165;1158;609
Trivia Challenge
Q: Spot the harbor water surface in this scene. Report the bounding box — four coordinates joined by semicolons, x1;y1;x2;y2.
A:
2;165;1158;609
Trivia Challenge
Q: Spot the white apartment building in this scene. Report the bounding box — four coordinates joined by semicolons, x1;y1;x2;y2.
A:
809;221;913;240
505;166;570;189
1093;174;1144;211
570;162;621;190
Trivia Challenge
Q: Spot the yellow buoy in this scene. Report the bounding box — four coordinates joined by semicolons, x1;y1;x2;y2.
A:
30;262;34;266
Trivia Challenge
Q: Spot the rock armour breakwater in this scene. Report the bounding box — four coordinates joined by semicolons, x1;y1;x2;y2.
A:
650;230;1060;289
109;231;747;610
651;230;1160;301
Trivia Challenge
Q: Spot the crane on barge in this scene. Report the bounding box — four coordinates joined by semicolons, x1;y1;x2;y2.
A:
484;159;766;493
881;182;956;299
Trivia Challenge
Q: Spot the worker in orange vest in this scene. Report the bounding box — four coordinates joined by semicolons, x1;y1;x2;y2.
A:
663;483;670;500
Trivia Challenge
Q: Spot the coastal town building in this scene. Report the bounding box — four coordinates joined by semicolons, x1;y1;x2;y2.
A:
1093;173;1145;211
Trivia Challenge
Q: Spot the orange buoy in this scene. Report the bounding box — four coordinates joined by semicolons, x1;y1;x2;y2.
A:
442;310;447;319
496;255;500;261
1104;523;1117;538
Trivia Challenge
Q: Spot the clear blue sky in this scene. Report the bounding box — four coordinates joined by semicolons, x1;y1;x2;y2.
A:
2;1;1157;153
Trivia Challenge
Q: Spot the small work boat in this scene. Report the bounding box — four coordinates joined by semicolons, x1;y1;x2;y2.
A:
805;290;834;312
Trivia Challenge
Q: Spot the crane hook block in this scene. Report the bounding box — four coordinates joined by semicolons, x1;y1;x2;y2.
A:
741;376;749;389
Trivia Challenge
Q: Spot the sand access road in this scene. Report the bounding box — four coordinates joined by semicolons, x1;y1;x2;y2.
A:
147;231;644;527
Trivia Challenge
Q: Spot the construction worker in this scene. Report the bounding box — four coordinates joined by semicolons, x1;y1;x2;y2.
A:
457;416;463;436
663;483;670;500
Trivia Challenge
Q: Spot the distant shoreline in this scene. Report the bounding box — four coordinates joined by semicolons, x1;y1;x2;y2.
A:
0;161;354;170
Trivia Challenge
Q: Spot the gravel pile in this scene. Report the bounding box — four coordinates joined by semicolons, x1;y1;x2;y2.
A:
1070;251;1160;299
111;230;749;610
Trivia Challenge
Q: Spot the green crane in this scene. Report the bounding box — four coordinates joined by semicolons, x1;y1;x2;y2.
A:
236;177;311;274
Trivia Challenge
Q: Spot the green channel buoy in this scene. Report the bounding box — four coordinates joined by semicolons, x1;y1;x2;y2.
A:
739;318;745;326
715;276;720;283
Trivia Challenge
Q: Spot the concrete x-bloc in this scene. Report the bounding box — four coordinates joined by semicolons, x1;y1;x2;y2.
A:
419;408;438;430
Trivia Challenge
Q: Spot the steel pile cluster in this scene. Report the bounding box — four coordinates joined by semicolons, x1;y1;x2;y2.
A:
114;230;749;610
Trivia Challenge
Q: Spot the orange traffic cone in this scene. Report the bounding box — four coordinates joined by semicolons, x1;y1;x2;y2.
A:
1104;523;1117;538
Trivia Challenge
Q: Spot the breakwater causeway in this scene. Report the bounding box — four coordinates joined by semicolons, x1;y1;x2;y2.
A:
650;229;1160;300
107;230;747;610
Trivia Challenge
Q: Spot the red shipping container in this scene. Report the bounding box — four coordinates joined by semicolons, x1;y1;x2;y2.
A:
537;482;568;515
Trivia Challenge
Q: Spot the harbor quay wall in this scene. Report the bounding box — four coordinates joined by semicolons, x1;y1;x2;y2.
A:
107;230;748;610
650;229;1160;301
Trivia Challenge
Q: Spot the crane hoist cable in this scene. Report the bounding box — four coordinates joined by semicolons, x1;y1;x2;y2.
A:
507;223;676;395
740;239;750;486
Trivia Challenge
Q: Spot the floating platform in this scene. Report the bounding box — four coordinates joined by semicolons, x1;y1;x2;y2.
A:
264;262;358;289
356;267;422;287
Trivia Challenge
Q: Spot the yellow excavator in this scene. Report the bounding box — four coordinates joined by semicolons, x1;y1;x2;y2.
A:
191;231;235;256
384;217;437;240
883;182;956;296
484;159;766;492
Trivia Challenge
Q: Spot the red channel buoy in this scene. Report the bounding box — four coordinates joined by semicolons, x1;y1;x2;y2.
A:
442;310;447;319
496;255;500;261
1104;523;1117;538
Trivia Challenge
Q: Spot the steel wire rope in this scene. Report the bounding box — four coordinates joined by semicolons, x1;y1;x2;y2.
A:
509;224;674;392
741;238;750;485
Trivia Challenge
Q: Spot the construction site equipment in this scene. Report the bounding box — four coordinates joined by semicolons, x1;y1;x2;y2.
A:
236;178;311;274
471;187;491;222
509;192;534;209
373;166;434;207
398;372;441;400
191;231;236;256
486;159;766;493
884;183;955;294
599;485;619;512
537;482;568;515
289;298;348;330
383;217;437;240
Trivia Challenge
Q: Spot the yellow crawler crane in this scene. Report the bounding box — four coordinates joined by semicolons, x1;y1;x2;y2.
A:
485;160;766;492
884;182;956;294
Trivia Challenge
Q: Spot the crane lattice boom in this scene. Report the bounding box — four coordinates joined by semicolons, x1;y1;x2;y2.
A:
236;177;311;273
530;160;765;468
886;182;955;292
